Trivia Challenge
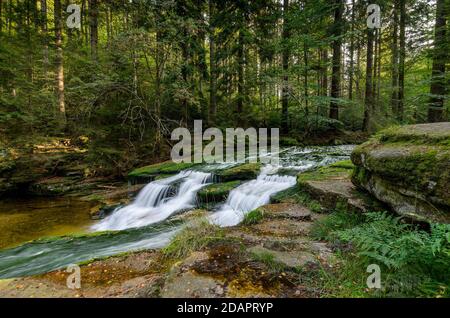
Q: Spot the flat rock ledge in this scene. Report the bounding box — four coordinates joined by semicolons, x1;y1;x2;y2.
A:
351;123;450;223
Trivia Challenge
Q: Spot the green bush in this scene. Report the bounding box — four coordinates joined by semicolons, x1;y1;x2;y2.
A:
242;209;265;226
312;212;450;297
162;219;224;260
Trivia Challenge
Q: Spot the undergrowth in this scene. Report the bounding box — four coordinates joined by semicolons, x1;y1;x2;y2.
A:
312;211;450;298
242;209;265;226
162;219;224;260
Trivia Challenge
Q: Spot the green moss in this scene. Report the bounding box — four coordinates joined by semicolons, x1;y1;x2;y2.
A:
197;181;241;204
351;166;370;187
155;174;176;181
216;163;261;182
272;185;323;213
375;124;450;147
297;160;354;184
354;142;450;202
270;187;300;204
128;161;197;177
242;209;265;225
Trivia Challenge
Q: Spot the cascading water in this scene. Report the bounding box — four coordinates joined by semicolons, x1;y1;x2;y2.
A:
209;165;297;227
93;171;212;231
0;145;355;279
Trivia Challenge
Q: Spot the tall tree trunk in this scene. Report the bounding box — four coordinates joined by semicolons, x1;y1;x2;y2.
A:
329;0;344;120
81;0;88;45
348;0;356;100
304;42;309;116
7;0;11;36
281;0;290;133
106;6;110;47
41;0;49;76
0;0;3;34
181;38;189;126
89;0;98;60
363;29;374;132
428;0;448;123
237;30;244;116
373;29;378;111
54;0;66;122
376;29;382;105
208;0;217;125
391;0;399;116
321;48;329;97
397;0;406;121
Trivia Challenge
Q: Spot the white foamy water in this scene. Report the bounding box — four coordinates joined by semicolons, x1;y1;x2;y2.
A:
209;167;297;227
92;171;212;231
92;145;354;231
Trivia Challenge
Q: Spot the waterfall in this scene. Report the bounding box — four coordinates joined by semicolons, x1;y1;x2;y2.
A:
209;170;297;227
92;171;212;231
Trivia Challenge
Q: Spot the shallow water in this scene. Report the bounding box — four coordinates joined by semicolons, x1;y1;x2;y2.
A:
0;197;96;250
0;220;181;279
0;145;354;278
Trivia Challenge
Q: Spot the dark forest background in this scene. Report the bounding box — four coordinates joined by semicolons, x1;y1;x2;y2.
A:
0;0;448;174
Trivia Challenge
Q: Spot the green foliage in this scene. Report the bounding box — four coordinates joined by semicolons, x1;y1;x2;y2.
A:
250;250;286;273
242;209;265;226
280;137;300;147
314;211;450;297
162;219;224;260
292;114;345;134
310;210;365;242
337;213;450;270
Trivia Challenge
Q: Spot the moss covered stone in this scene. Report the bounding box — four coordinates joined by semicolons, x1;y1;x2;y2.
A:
197;181;241;204
297;160;354;184
128;161;197;178
295;160;383;213
351;123;450;223
215;163;261;182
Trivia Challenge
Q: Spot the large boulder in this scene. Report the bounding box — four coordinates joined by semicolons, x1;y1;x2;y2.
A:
351;123;450;223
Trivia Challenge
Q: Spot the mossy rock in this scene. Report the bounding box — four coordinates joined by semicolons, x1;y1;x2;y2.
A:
128;161;197;178
197;181;241;204
351;123;450;223
295;160;383;213
215;163;261;182
297;160;354;184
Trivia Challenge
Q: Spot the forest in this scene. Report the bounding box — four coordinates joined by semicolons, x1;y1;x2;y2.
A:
0;0;449;300
0;0;448;174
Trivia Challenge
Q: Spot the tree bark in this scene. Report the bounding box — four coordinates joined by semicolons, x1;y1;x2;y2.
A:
304;42;309;116
391;0;399;116
363;29;374;132
54;0;66;122
208;0;217;125
89;0;98;60
428;0;448;123
397;0;406;121
329;0;344;120
321;48;329;97
348;0;356;100
0;0;3;34
373;29;378;110
281;0;290;133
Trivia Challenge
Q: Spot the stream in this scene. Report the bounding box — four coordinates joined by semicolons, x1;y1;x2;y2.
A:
0;145;353;279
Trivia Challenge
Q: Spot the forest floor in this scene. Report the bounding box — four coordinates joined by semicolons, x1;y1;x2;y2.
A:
0;162;382;298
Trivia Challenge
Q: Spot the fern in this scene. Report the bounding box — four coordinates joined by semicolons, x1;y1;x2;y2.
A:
334;212;450;297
